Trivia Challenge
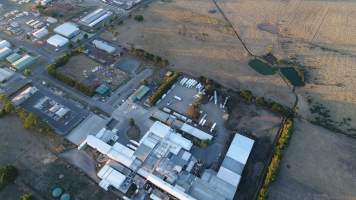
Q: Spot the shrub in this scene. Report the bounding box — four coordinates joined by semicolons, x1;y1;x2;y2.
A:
134;15;144;22
0;165;18;190
24;113;38;129
20;193;32;200
239;90;254;103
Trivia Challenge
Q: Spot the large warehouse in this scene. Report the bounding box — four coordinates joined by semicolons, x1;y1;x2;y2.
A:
47;34;69;48
54;22;80;38
79;8;113;28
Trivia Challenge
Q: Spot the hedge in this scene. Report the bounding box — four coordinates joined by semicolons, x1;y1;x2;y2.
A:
258;118;294;200
130;48;169;67
147;72;179;106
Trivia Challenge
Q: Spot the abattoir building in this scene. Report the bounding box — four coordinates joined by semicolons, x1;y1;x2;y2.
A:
79;121;254;200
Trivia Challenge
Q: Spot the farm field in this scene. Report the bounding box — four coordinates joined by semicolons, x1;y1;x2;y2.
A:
268;119;356;200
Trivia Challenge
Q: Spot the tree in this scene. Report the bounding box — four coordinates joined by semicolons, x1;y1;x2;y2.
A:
24;113;37;129
129;118;135;126
83;33;89;39
3;101;14;113
239;90;253;103
134;15;144;22
0;165;18;190
186;104;200;120
23;69;31;76
20;193;32;200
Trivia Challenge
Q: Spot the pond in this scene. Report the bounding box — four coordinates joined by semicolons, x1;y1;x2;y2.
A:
248;58;277;75
280;67;304;86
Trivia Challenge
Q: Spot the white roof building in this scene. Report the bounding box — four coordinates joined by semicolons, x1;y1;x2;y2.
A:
80;8;113;28
92;39;116;54
0;40;11;49
32;27;49;39
0;68;14;82
46;16;58;24
180;123;213;140
216;134;254;189
97;165;126;191
54;22;80;38
47;34;69;47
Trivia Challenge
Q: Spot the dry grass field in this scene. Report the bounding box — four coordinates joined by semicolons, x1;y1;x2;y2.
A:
268;119;356;200
217;0;356;134
101;0;296;107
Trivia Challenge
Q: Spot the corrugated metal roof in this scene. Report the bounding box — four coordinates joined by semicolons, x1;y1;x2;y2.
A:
54;22;80;38
12;54;35;71
180;123;213;140
0;47;13;60
47;34;69;47
6;53;21;63
226;134;254;165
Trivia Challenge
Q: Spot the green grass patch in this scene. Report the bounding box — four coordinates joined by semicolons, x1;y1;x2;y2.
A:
248;58;277;75
280;67;305;86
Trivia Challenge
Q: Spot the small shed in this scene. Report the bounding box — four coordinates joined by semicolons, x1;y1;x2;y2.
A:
95;84;110;96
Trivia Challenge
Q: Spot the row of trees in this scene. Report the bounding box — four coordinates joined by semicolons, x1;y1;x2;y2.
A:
47;49;95;96
258;118;294;200
147;72;180;106
16;109;56;140
130;48;169;67
239;90;294;118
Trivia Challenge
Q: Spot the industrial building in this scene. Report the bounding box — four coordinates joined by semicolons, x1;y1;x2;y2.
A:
79;8;113;28
0;47;13;60
79;121;254;200
131;85;150;101
6;53;21;64
0;68;14;83
92;39;116;54
54;22;80;38
11;54;36;71
32;27;49;39
47;34;69;48
0;40;11;49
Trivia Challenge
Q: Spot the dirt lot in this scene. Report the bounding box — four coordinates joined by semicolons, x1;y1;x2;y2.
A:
58;54;128;91
225;96;283;200
216;0;356;134
268;119;356;200
100;0;296;107
0;115;117;200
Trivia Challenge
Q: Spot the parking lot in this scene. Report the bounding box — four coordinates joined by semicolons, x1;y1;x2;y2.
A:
154;76;233;167
20;89;89;135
